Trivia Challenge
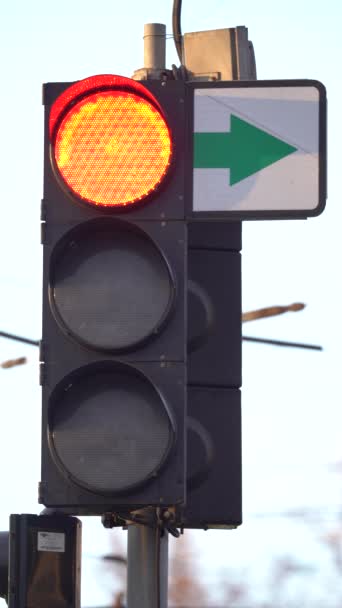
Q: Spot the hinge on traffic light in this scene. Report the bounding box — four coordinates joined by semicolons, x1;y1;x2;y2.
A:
37;481;47;504
40;222;46;245
39;363;46;387
101;507;181;537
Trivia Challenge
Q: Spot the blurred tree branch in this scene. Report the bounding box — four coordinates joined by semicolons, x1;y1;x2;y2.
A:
242;302;305;322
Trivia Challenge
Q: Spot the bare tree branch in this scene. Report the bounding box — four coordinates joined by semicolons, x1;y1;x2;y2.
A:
242;302;305;323
1;357;27;369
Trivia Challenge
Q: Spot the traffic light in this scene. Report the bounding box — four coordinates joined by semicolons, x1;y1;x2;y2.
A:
178;221;242;529
0;531;7;602
0;514;81;608
40;75;187;510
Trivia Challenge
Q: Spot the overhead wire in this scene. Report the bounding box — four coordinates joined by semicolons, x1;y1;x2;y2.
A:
241;302;322;350
242;335;322;351
0;330;39;347
0;330;323;358
0;300;323;371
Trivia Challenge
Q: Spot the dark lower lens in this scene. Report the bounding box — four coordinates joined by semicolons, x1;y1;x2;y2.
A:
187;417;213;490
48;363;174;494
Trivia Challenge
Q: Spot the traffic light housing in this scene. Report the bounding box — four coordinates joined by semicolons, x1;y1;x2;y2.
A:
40;73;242;525
179;221;242;529
40;75;187;510
1;514;81;608
0;531;8;602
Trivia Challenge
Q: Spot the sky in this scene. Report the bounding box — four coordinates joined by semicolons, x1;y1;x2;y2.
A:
0;0;342;606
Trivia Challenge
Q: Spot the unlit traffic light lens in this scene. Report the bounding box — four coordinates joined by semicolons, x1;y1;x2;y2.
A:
50;75;172;207
49;219;174;352
49;363;174;494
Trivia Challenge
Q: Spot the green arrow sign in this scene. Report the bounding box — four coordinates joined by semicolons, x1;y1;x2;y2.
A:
193;115;297;185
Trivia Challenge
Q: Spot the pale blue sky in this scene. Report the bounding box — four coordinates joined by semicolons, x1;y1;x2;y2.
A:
1;0;341;605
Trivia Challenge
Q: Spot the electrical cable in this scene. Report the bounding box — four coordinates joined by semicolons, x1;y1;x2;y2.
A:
243;335;323;350
0;330;39;347
0;329;323;352
172;0;183;63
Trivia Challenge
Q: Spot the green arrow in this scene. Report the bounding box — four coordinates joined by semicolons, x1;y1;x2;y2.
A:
194;115;297;185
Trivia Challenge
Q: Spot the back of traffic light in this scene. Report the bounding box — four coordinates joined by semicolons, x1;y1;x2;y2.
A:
1;514;81;608
178;221;242;529
40;75;187;511
0;532;7;603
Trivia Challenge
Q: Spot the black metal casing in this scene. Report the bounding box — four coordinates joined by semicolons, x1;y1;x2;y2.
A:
40;76;242;527
40;79;187;510
180;221;242;528
8;514;81;608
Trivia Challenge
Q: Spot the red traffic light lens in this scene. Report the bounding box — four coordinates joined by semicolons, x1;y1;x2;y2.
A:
50;75;172;208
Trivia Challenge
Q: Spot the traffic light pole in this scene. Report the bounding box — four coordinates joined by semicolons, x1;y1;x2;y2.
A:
127;25;170;608
127;524;169;608
127;21;249;606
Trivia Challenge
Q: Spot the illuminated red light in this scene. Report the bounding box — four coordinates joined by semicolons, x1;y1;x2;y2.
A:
50;75;173;207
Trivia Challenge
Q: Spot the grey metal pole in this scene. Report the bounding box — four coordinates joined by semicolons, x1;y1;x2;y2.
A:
143;23;166;70
127;23;170;608
127;524;169;608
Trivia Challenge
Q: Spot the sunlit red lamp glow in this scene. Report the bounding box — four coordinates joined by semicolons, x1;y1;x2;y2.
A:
49;75;173;207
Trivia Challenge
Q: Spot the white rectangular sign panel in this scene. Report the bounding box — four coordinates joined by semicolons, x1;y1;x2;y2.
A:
190;80;326;220
37;531;65;552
